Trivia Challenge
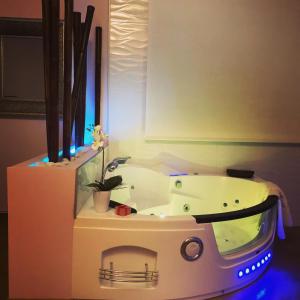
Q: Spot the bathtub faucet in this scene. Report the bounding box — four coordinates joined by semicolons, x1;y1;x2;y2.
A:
103;156;131;178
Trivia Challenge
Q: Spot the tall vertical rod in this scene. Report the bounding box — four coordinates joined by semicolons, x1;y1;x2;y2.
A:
73;12;81;91
63;0;74;159
41;0;51;159
95;26;102;125
73;12;81;147
75;22;87;147
48;0;60;162
42;0;60;162
71;5;94;128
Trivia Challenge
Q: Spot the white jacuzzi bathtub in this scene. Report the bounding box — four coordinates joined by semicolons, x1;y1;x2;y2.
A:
72;165;279;300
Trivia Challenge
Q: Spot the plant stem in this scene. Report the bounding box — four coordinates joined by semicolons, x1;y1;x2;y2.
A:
101;146;105;183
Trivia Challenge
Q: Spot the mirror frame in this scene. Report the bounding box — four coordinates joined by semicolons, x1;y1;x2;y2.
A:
0;17;63;119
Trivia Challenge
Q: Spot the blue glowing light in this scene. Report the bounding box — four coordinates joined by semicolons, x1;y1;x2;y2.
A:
70;145;76;154
237;251;272;279
29;145;78;166
84;91;97;145
169;173;189;176
235;268;299;299
256;288;267;300
41;156;49;163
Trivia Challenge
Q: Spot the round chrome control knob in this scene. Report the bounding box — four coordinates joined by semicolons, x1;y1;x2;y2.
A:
181;237;203;261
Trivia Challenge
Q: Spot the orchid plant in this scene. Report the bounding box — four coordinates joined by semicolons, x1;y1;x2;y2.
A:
87;124;123;192
88;124;107;151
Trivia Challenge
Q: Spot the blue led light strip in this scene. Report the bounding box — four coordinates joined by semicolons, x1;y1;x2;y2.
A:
238;251;272;278
169;173;189;176
29;145;80;166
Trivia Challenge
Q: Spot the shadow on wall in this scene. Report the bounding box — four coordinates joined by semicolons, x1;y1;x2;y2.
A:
0;119;47;211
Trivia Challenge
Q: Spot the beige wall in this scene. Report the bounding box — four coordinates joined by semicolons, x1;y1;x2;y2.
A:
0;119;47;211
145;0;300;143
0;0;47;211
0;0;109;211
0;0;43;18
109;0;300;225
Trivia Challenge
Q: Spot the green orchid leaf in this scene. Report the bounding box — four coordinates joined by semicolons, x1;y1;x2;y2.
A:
86;183;100;188
103;175;123;191
87;176;123;191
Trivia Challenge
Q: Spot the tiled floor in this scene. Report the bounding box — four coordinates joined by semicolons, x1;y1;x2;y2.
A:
1;212;299;300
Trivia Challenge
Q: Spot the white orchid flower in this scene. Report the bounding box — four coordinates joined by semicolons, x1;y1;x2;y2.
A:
94;125;101;131
91;140;104;151
90;124;107;151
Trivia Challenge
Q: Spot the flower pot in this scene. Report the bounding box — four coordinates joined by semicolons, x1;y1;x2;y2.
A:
93;191;111;213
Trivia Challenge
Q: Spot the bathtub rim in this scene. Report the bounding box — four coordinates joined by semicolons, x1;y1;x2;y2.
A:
75;194;277;230
192;194;278;223
108;194;278;224
111;167;276;216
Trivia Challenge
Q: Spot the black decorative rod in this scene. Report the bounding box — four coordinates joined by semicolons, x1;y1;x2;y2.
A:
73;12;81;84
95;26;102;125
75;22;87;148
73;12;82;148
41;0;60;162
62;0;74;159
71;5;94;129
41;0;51;159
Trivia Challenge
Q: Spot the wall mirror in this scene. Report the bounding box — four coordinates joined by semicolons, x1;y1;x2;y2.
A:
0;17;63;119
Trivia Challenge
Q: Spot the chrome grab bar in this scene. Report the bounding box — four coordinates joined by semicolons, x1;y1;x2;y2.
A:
99;262;159;283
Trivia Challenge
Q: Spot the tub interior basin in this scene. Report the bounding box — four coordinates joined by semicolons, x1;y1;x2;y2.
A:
110;166;276;255
111;165;270;216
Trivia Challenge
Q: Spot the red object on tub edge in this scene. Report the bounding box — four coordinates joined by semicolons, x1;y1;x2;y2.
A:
115;205;131;216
